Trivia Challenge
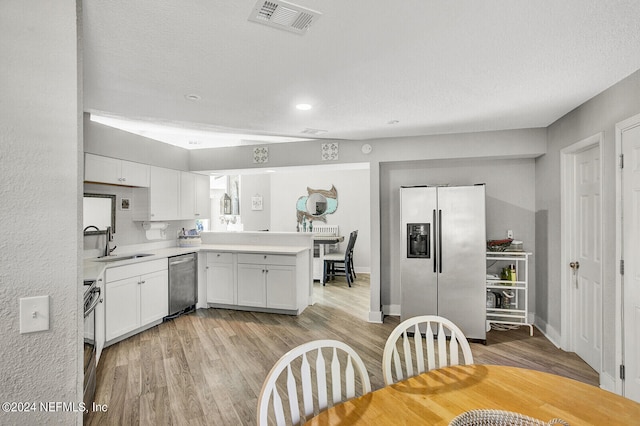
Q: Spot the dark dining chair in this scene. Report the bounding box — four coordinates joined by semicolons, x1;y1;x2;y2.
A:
323;230;357;287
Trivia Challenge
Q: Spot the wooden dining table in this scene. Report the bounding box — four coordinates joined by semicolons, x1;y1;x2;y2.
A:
305;364;640;425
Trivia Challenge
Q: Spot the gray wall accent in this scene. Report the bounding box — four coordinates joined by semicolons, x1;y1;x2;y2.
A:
83;113;190;171
189;128;547;173
0;2;82;424
380;158;536;314
539;68;640;378
190;129;546;321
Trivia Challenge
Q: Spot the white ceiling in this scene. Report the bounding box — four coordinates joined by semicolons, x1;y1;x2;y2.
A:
82;1;640;148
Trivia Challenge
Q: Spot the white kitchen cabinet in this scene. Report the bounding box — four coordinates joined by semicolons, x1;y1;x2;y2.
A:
237;253;297;310
206;252;235;305
105;275;139;341
180;172;211;220
195;173;211;219
237;263;267;307
180;171;196;219
133;166;180;221
105;259;168;343
84;153;150;187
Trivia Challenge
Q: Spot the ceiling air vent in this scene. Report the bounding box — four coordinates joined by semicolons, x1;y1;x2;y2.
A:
248;0;321;35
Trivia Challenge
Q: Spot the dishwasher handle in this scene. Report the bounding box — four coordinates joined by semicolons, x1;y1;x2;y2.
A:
170;256;195;266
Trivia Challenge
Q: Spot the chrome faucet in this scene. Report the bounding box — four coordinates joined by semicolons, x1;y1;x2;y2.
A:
104;226;116;257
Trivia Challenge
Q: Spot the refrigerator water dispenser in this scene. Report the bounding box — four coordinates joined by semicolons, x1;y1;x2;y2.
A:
407;223;430;258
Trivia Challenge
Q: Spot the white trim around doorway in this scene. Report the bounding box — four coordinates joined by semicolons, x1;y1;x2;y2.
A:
560;132;604;383
614;112;640;395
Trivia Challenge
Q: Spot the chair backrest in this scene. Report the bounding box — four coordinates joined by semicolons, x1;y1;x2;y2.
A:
382;315;474;385
312;224;339;236
258;339;372;426
344;230;358;260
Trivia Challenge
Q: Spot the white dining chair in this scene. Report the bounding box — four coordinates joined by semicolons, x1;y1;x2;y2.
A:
257;339;371;426
382;315;474;385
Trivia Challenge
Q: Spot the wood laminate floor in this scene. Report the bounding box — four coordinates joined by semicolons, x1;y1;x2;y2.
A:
88;274;598;425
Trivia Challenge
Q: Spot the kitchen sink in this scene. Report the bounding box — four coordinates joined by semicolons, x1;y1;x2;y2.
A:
94;253;154;262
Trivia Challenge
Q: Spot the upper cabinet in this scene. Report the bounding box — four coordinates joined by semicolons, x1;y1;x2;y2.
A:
84;153;150;187
86;153;210;222
180;172;211;220
195;173;211;219
148;166;180;221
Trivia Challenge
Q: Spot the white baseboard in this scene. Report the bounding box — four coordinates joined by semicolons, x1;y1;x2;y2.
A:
383;304;401;317
600;371;616;393
533;317;562;348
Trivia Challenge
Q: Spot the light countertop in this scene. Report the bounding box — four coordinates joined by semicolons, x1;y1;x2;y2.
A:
83;244;310;281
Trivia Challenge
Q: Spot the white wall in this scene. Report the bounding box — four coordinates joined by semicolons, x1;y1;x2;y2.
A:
538;68;640;379
380;158;536;314
239;174;271;232
0;1;82;424
268;168;371;272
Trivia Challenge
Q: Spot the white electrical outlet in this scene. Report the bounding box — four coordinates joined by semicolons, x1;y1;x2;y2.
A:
19;296;50;333
507;230;514;239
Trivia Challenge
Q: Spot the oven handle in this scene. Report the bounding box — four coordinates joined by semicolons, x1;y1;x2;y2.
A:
84;288;101;318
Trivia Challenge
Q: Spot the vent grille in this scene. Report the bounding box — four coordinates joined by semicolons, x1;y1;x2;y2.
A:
249;0;321;34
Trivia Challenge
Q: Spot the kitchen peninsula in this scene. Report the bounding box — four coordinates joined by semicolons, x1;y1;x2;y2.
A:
199;231;313;315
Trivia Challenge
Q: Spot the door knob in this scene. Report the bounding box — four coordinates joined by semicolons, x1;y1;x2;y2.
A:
569;261;580;270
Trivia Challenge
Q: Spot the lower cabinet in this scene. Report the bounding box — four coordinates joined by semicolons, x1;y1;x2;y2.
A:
206;252;235;305
205;250;308;314
237;254;297;310
105;259;168;343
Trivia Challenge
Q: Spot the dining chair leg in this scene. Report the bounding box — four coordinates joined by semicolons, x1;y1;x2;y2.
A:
323;261;328;286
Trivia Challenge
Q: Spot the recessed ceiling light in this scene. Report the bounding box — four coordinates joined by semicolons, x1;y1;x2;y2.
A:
185;94;201;101
296;103;312;111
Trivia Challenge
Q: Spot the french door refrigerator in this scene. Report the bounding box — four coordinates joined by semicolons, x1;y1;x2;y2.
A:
400;185;486;342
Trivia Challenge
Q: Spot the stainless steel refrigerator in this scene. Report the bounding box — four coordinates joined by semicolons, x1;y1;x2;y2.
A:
400;185;486;342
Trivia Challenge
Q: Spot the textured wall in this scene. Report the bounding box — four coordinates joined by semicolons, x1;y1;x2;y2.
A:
539;68;640;379
0;1;82;424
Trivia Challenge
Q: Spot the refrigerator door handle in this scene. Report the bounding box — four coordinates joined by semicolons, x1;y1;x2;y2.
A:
433;209;437;273
438;209;443;273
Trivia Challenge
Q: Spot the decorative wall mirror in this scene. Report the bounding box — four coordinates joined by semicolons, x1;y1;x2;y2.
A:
296;185;338;223
83;193;116;235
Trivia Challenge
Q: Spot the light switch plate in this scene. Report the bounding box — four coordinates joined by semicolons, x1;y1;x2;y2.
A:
19;296;50;333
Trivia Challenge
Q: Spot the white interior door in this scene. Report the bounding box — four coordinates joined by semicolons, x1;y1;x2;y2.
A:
572;145;602;371
622;123;640;401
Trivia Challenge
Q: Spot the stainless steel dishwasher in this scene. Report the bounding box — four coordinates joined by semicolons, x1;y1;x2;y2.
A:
167;252;197;317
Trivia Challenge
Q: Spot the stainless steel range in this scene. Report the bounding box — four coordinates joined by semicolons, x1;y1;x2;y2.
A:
83;279;101;417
